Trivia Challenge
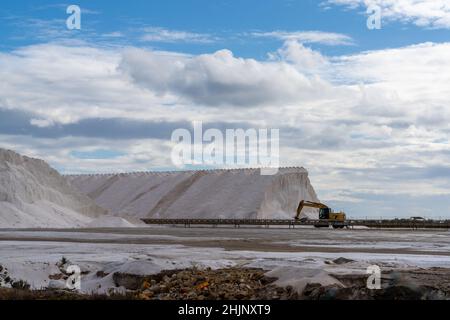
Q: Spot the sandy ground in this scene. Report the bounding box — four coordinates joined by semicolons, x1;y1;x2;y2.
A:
1;226;450;295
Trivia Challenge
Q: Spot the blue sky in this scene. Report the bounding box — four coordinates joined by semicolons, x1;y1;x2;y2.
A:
0;0;450;218
2;0;450;55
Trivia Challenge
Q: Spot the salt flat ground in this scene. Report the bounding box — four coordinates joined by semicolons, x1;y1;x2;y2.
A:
1;226;450;294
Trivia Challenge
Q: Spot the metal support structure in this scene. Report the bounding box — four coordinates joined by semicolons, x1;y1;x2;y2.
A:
141;218;450;229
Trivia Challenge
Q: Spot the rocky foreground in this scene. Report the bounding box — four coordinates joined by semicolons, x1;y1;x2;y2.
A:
2;266;450;300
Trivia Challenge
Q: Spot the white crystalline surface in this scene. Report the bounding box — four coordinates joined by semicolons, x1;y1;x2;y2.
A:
265;267;344;294
1;227;450;294
2;228;450;294
0;149;106;228
67;168;320;220
86;216;137;228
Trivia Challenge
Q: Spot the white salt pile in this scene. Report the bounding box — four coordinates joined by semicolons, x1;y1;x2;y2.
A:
68;168;320;220
0;148;106;228
0;147;321;228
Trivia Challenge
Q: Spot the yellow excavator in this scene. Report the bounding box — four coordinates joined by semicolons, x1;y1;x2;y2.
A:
295;200;348;228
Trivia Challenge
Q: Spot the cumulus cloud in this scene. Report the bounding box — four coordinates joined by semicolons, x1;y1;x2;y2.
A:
326;0;450;29
0;44;187;124
119;47;337;107
335;42;450;124
270;40;330;73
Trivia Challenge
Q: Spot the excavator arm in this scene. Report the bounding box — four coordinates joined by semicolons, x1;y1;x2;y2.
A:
295;200;329;220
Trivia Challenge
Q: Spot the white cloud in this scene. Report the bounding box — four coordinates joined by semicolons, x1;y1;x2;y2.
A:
326;0;450;29
102;31;124;38
1;39;450;212
2;40;450;132
30;118;54;128
270;40;330;73
0;134;173;174
120;47;336;107
140;27;216;43
252;30;354;45
340;42;450;89
0;43;188;124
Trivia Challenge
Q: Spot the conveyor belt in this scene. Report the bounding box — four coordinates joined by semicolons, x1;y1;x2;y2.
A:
141;218;450;229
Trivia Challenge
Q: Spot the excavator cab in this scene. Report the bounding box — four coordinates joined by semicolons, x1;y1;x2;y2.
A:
319;207;332;219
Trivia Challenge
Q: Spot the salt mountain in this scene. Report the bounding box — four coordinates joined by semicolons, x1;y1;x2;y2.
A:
0;148;321;228
68;168;320;220
0;148;106;228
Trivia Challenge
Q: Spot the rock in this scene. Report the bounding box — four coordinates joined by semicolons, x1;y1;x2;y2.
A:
332;257;355;265
376;285;423;300
48;280;67;289
159;284;167;292
49;273;65;280
96;270;109;278
187;292;198;299
149;285;161;293
141;280;151;290
112;273;145;290
209;292;218;299
11;280;31;290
